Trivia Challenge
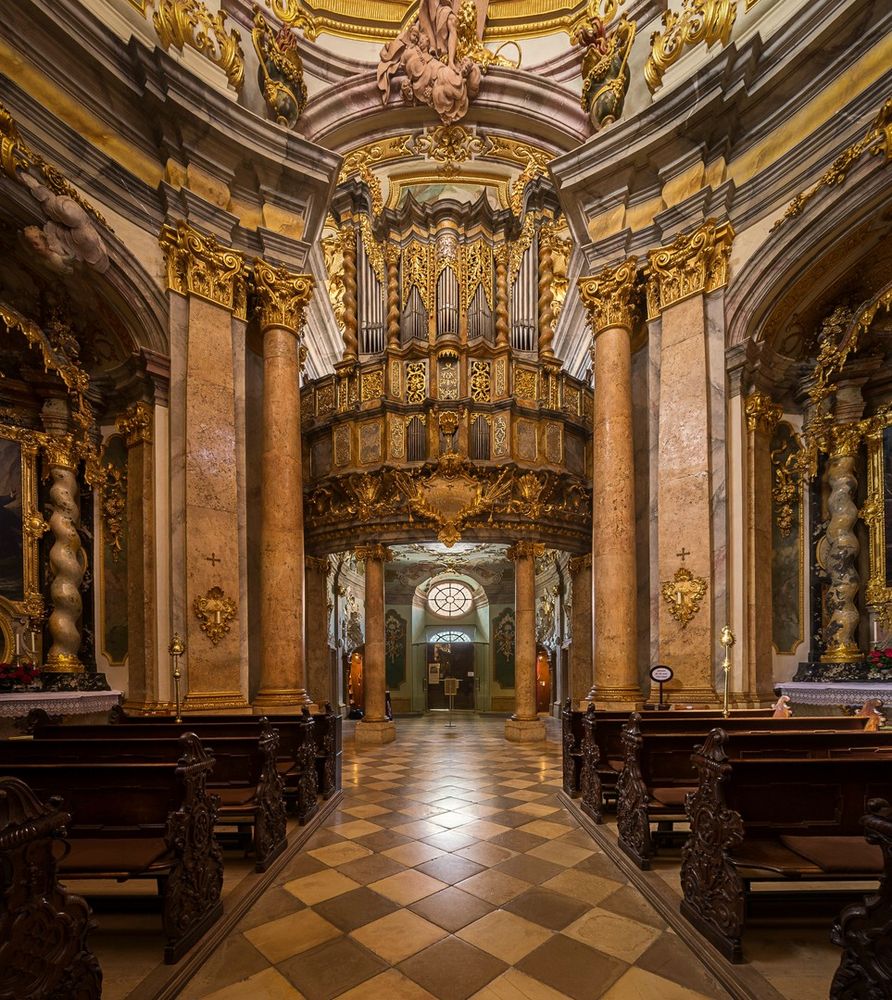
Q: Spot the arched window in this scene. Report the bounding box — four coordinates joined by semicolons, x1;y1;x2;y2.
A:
430;629;471;644
427;580;473;618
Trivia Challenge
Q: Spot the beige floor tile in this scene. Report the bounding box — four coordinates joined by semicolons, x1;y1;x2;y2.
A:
517;820;574;840
563;908;662;963
526;842;595;868
341;804;392;818
392;819;448;838
335;968;438;999
307;841;372;867
329;819;385;839
457;842;517;867
460;819;513;841
283;869;361;905
501;779;537;789
369;869;448;905
457;869;531;905
383;841;447;867
503;791;548;802
510;802;560;817
600;967;716;1000
458;909;553;964
765;976;832;999
470;969;573;1000
539;869;621;905
350;909;447;964
243;909;340;964
199;967;305;1000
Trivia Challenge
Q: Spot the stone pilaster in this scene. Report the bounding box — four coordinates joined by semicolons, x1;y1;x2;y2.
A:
117;401;159;709
506;541;546;742
645;220;734;703
252;261;314;709
568;554;593;705
305;555;333;707
160;220;248;711
579;259;641;708
743;391;782;701
355;543;395;746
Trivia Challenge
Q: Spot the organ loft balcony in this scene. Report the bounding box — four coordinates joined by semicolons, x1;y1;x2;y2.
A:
301;184;593;554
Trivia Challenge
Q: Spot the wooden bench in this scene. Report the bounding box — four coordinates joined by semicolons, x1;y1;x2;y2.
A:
0;776;102;999
614;714;892;868
0;734;223;963
32;720;287;871
830;797;892;999
576;708;872;823
680;729;892;961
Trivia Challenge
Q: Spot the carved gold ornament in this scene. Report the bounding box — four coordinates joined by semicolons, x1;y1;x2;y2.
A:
661;565;708;629
774;98;892;231
770;427;802;539
409;125;493;176
100;464;127;563
645;0;737;94
862;405;892;631
252;260;314;333
251;6;308;129
644;219;734;319
159;221;248;318
153;0;245;90
579;257;640;334
267;0;318;39
744;389;781;435
579;15;636;132
117;401;153;447
193;586;237;645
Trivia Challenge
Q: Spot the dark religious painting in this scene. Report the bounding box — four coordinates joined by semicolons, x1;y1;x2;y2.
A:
493;607;515;689
384;608;407;689
771;421;802;654
884;425;892;587
0;437;24;602
101;435;129;665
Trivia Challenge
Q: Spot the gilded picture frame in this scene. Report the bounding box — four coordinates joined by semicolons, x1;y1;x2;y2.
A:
863;408;892;632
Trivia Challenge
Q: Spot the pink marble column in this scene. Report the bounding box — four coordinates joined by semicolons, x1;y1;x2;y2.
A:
355;544;396;746
506;541;546;742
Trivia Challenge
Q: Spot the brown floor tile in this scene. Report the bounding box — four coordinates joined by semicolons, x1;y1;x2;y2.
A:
456;869;531;906
398;936;509;1000
336;853;406;885
198;967;305;999
598;884;667;930
423;829;481;852
503;888;590;930
456;842;517;868
416;854;486;885
236;886;305;932
516;934;627;1000
312;885;400;932
487;830;548;853
180;932;268;998
563;908;662;963
493;855;563;885
409;886;495;932
278;935;387;999
356;829;415;852
274;852;328;885
243;909;341;964
471;969;574;999
634;935;728;1000
336;968;438;999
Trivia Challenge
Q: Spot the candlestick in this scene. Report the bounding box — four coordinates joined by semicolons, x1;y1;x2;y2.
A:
169;633;185;723
720;624;735;719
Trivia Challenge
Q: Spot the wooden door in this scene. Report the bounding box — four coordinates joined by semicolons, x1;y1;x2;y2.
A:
427;642;475;710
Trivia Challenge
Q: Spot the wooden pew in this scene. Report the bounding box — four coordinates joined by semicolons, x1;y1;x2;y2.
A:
32;720;287;870
0;776;102;999
680;729;892;962
0;734;223;963
830;798;892;999
575;708;871;822
615;714;892;868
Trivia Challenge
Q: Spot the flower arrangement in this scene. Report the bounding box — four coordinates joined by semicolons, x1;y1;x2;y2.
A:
0;661;40;688
867;647;892;672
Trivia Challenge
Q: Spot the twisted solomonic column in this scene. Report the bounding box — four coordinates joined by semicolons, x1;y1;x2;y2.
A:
44;436;85;671
385;243;401;351
579;259;641;708
341;222;359;363
822;423;863;664
538;224;556;359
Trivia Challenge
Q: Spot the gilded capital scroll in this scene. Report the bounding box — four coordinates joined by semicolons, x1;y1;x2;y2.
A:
578;257;639;335
253;260;314;334
644;220;734;319
744;390;782;435
159;221;248;318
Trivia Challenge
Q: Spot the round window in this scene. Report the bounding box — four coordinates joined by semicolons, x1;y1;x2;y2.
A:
427;580;473;618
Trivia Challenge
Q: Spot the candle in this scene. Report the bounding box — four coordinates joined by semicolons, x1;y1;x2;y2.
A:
873;616;879;647
15;633;21;656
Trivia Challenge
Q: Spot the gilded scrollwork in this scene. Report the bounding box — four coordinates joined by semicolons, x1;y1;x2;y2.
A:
153;0;245;90
159;221;248;318
644;219;734;319
252;260;314;333
579;257;640;334
661;565;708;629
251;6;308;128
576;14;636;132
193;586;237;645
469;360;491;403
100;464;127;564
645;0;737;94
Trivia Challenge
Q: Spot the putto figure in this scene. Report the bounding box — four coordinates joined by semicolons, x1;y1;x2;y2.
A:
377;0;487;124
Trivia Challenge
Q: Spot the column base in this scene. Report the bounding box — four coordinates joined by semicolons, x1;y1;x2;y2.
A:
253;688;312;712
183;692;250;713
650;686;719;707
589;686;642;711
505;717;546;743
355;718;396;747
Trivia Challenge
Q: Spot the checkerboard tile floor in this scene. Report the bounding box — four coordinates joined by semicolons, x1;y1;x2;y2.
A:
186;716;730;1000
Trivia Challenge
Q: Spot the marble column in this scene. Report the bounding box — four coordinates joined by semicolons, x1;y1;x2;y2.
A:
161;221;248;712
506;541;546;742
252;261;315;709
305;555;333;707
117;401;159;710
41;400;84;673
744;391;782;701
579;260;641;708
355;544;395;746
568;554;593;706
822;423;863;663
645;221;734;703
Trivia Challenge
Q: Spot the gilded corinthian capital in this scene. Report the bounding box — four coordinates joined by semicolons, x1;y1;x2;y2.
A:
507;540;545;561
744;390;782;435
253;260;315;334
578;257;640;335
159;221;248;318
354;543;392;564
644;219;734;319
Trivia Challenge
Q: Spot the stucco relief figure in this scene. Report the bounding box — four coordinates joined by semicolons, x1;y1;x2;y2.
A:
377;0;486;124
19;173;109;274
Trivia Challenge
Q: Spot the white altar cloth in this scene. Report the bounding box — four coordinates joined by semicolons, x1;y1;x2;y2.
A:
0;690;122;718
775;681;892;707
